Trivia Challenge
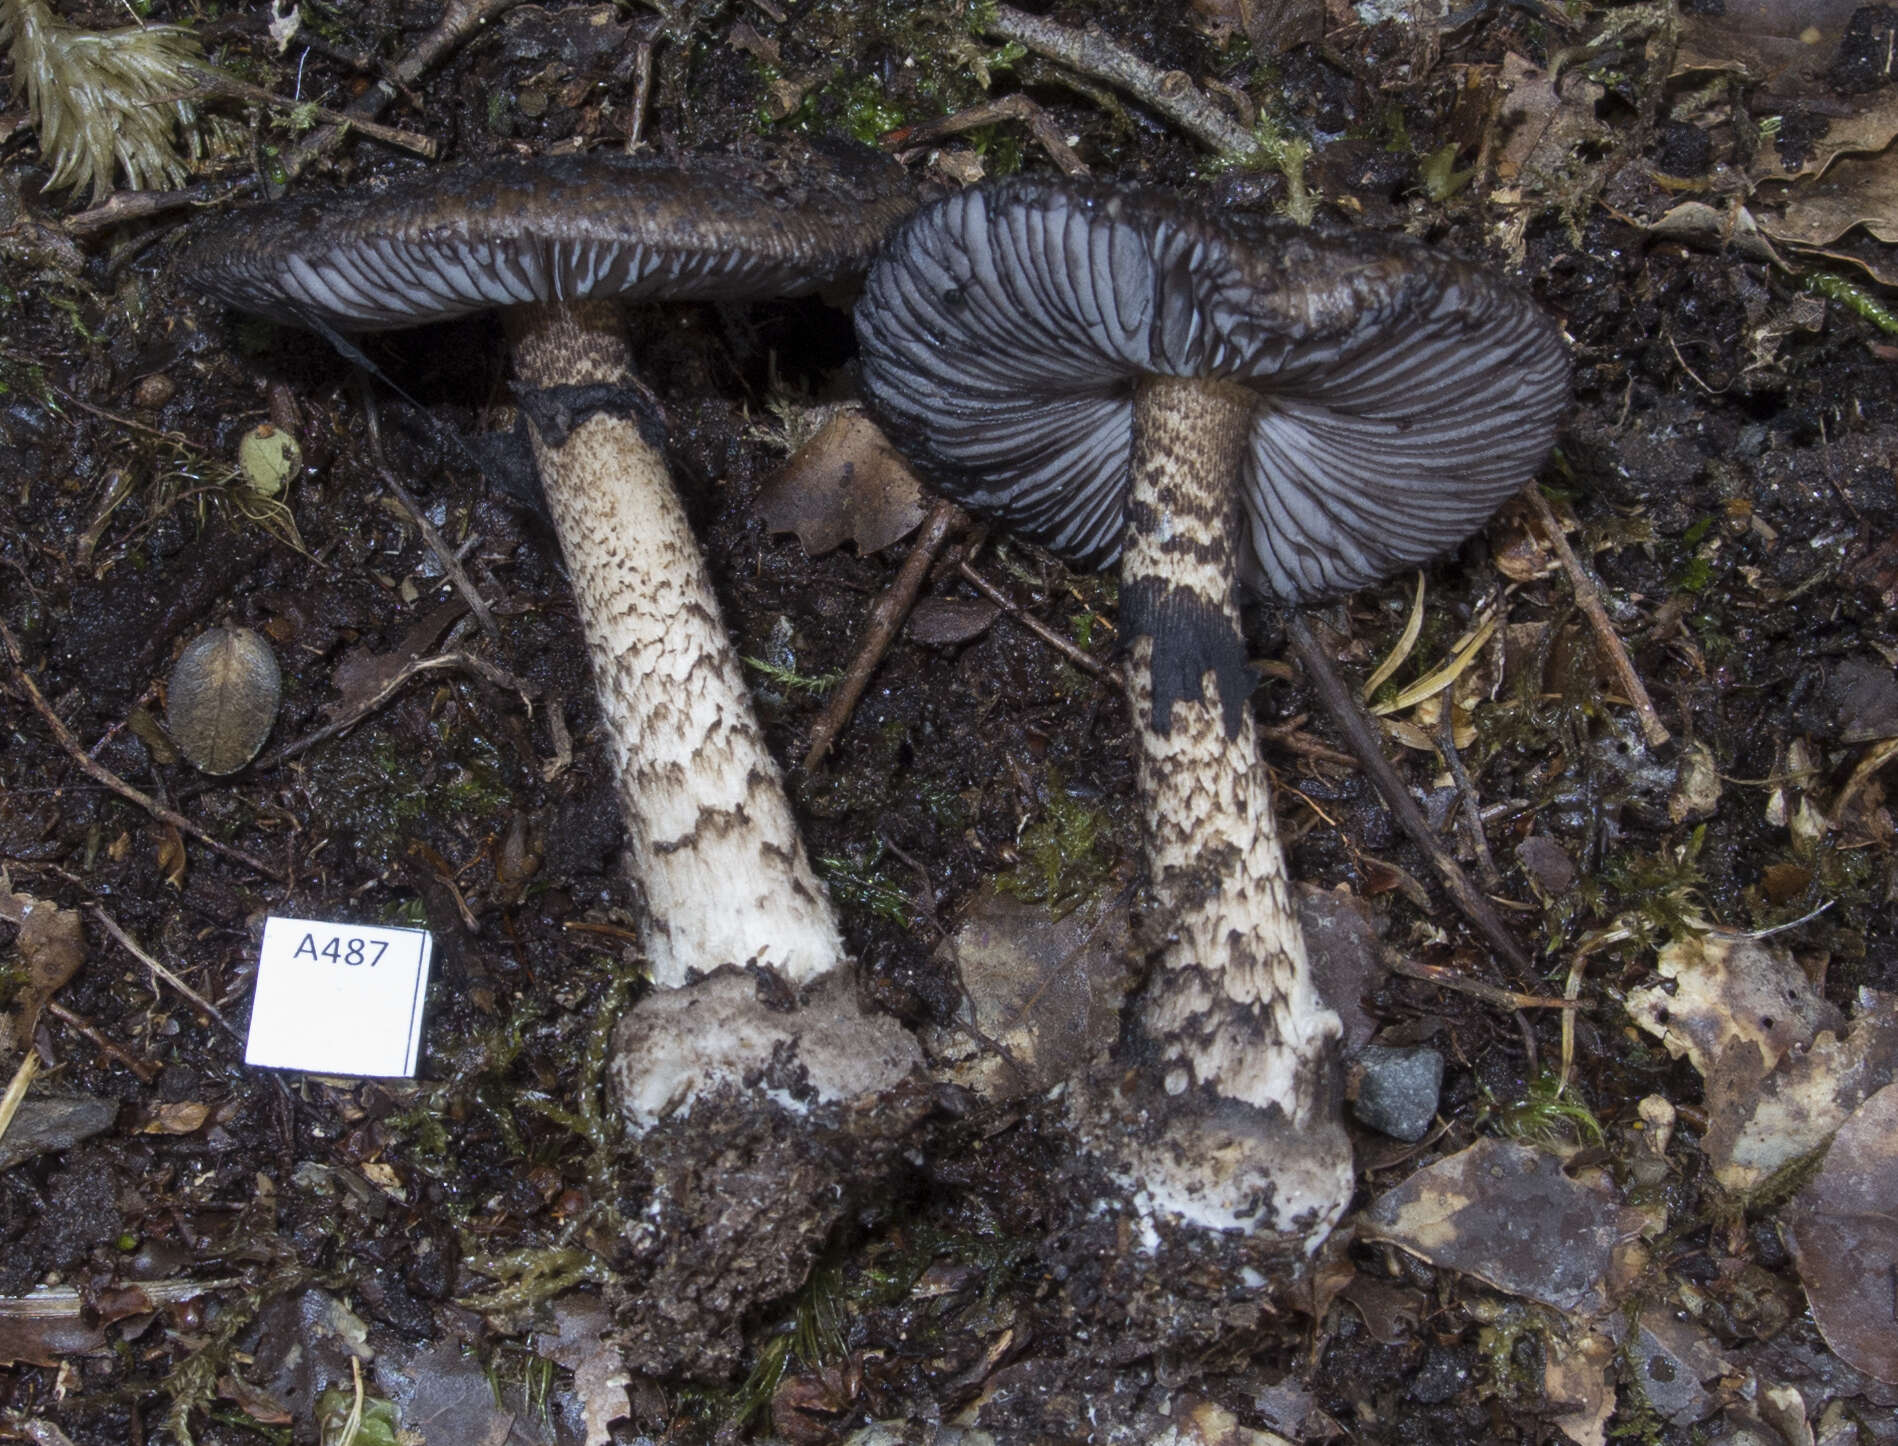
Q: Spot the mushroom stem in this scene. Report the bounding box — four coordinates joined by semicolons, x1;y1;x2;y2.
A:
1115;374;1351;1241
504;299;845;990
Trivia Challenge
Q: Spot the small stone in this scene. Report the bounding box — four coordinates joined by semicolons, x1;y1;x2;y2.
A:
1351;1044;1445;1142
133;374;175;409
1515;834;1576;894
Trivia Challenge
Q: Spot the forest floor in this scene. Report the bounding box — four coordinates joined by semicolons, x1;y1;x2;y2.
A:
2;0;1897;1442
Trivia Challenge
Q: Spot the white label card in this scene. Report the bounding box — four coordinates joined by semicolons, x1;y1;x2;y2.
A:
245;916;432;1078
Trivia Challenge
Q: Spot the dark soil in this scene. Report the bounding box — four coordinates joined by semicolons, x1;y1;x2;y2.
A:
2;0;1896;1442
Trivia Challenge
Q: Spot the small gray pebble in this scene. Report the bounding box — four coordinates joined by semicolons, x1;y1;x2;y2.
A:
1352;1044;1445;1142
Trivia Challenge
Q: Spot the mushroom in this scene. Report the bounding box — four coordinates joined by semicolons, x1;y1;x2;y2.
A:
855;178;1568;1245
179;141;924;1122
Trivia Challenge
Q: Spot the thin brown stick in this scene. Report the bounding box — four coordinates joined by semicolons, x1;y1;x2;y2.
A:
88;905;240;1039
1385;956;1578;1012
1283;609;1529;970
984;4;1257;158
1;619;287;884
1437;695;1502;890
250;650;534;773
955;561;1114;681
1524;482;1671;748
360;389;501;642
178;66;438;157
885;95;1091;177
981;4;1314;217
45;1001;162;1084
64;182;241;235
281;0;525;180
801;499;966;774
1259;714;1358;768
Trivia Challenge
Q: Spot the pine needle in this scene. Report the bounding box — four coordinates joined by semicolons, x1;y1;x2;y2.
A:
0;0;205;201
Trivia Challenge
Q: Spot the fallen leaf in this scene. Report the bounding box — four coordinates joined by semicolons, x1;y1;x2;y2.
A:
1546;1327;1617;1446
1705;989;1898;1195
138;1101;211;1134
1359;1137;1632;1317
923;871;1134;1100
1624;931;1842;1082
1675;0;1865;102
537;1294;630;1446
156;823;187;890
1759;147;1898;252
907;597;1000;646
758;410;927;558
1787;1081;1898;1384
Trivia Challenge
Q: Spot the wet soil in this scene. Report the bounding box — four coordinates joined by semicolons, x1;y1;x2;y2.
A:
2;0;1896;1442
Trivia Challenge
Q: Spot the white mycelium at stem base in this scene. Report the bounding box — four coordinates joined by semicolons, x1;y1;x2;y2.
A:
1112;374;1351;1243
506;300;846;990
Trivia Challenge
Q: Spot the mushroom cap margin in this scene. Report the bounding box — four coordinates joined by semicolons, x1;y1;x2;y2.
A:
178;138;918;332
853;177;1571;602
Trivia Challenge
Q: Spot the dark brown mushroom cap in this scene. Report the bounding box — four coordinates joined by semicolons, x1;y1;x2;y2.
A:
854;178;1571;601
179;138;917;331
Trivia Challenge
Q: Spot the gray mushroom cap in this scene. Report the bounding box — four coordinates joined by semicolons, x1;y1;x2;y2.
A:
854;178;1571;602
178;138;916;331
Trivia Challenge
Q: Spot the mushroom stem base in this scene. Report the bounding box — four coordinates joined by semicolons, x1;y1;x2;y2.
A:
504;299;845;992
1113;374;1350;1243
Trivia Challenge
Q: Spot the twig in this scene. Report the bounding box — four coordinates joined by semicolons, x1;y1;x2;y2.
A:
0;1052;39;1148
625;37;655;150
984;4;1254;157
46;1001;162;1083
1259;714;1357;768
955;561;1114;681
1524;482;1671;748
87;905;240;1040
1283;610;1528;970
1830;736;1898;832
360;387;501;642
981;5;1313;215
64;182;242;235
178;65;439;157
802;499;966;774
1;620;287;884
884;95;1091;176
1385;956;1578;1012
1437;695;1502;890
250;650;535;772
281;0;525;180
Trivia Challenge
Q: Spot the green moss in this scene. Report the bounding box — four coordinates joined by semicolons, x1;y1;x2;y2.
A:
1807;269;1898;336
1420;142;1473;201
996;780;1116;915
818;843;915;926
1491;1069;1604;1152
1599;826;1710;949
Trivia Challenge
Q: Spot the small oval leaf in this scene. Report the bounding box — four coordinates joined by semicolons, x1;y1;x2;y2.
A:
166;627;282;775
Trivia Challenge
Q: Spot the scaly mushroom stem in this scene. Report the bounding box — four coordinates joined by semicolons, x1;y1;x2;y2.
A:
1114;374;1352;1242
505;300;845;990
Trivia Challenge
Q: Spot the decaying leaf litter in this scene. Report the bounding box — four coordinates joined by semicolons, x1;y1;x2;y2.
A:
1;0;1896;1440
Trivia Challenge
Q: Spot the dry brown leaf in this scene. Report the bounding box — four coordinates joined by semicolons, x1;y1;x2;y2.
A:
1675;0;1864;101
537;1295;631;1446
923;873;1134;1100
1492;53;1604;197
1787;1081;1898;1384
1759;146;1898;254
1359;1136;1632;1317
1706;990;1898;1195
907;597;1000;646
1624;931;1843;1083
138;1100;211;1134
758;410;928;558
156;823;187;890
